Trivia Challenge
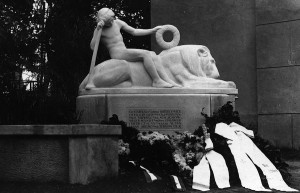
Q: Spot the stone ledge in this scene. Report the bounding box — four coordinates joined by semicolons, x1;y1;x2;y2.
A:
0;124;121;135
79;87;238;96
0;124;121;184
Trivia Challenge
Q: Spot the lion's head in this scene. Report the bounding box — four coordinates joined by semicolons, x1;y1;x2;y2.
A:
180;45;220;78
160;45;220;79
197;46;219;78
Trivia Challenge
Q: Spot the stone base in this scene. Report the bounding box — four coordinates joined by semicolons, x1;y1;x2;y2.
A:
77;88;238;134
0;124;121;184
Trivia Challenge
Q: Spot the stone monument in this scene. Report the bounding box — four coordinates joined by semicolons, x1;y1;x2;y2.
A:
77;8;238;134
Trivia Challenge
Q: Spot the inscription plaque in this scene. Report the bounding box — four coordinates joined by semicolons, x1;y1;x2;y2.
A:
128;108;182;130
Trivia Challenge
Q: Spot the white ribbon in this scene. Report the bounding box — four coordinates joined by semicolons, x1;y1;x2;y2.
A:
140;165;158;181
171;175;182;189
215;122;298;192
193;155;210;191
228;137;271;191
206;150;230;189
205;138;214;151
237;131;298;192
129;161;136;166
215;123;238;141
229;122;254;138
193;136;230;191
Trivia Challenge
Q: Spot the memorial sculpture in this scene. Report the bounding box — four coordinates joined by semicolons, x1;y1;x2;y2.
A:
76;8;298;192
79;8;236;91
77;7;238;138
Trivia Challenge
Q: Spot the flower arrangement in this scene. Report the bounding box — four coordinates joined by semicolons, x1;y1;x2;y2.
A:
118;139;130;156
137;131;170;145
101;114;207;177
171;131;205;177
101;102;289;183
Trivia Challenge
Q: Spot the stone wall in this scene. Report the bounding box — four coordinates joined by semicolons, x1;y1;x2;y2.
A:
0;125;121;184
256;0;300;149
0;136;69;182
151;0;257;128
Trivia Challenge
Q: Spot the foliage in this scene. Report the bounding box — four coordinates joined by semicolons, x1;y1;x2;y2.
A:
199;101;242;133
0;0;150;124
0;90;80;124
101;114;139;143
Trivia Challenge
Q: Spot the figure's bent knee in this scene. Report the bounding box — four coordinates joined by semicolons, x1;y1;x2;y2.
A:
119;60;129;68
117;60;130;73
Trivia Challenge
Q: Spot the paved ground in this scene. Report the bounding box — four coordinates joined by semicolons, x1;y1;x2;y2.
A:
0;150;299;193
285;161;300;190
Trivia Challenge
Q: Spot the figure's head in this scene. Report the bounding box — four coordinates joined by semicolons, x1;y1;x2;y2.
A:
97;8;115;27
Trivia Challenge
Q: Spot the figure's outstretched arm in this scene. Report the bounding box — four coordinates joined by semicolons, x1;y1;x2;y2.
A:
118;19;161;36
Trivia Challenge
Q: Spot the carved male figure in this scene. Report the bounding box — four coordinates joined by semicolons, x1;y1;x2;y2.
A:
87;8;178;88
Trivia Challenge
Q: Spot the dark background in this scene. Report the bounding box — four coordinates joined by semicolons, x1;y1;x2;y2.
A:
0;0;150;124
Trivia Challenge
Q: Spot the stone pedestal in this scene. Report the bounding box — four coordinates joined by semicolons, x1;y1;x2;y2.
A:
77;88;238;134
0;124;121;184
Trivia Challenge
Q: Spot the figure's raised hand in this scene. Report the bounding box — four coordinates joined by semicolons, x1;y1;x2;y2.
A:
97;20;105;30
152;25;163;33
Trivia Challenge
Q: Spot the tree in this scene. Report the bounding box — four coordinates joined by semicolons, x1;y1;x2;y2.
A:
0;0;150;124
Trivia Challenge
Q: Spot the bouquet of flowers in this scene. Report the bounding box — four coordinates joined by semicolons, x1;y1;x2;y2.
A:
171;131;205;177
102;102;290;184
118;139;130;156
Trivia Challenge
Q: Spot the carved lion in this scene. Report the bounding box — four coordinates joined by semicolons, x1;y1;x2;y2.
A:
79;45;235;90
159;45;222;86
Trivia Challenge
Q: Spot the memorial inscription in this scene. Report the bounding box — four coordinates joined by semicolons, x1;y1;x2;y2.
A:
128;108;182;130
